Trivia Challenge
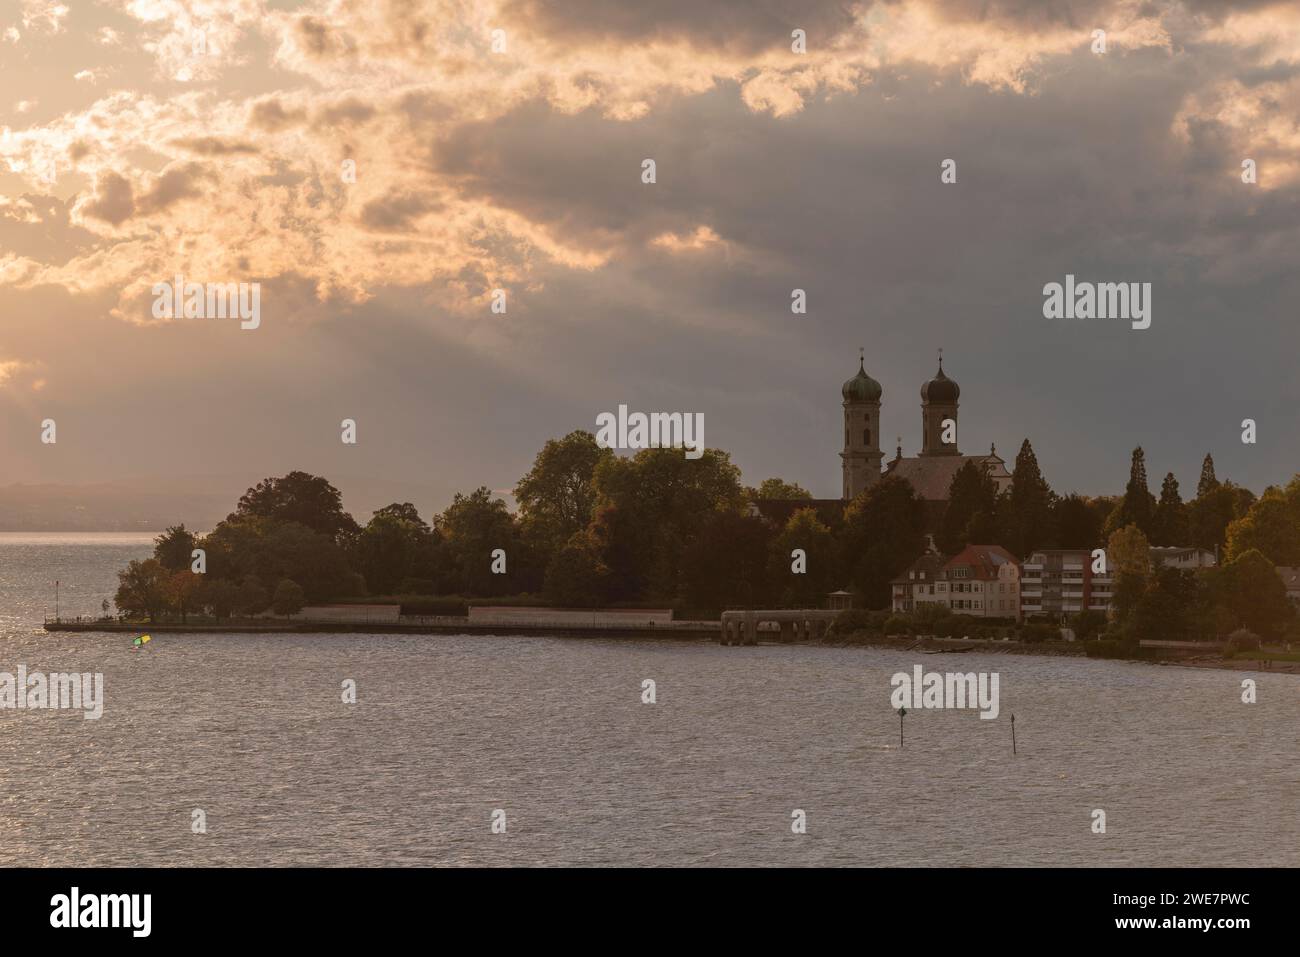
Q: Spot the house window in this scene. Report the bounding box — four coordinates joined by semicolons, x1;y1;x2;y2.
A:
864;428;870;445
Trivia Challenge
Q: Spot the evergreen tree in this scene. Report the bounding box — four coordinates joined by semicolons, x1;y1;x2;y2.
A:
1105;447;1156;537
1150;472;1189;546
938;460;998;555
838;476;926;609
1196;453;1219;498
1003;439;1055;558
1053;494;1103;549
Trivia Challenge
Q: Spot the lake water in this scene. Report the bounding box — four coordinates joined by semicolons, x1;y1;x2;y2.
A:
0;533;1295;866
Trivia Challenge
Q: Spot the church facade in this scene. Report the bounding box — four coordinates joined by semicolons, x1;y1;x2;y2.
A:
840;352;1011;521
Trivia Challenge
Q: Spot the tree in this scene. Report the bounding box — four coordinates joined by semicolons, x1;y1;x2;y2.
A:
166;571;203;623
1213;549;1293;640
543;530;611;607
680;512;774;610
839;475;926;609
202;517;353;602
590;447;745;600
236;576;270;616
230;471;360;542
1106;524;1151;624
1132;567;1204;641
1054;494;1103;549
750;478;813;500
938;460;999;555
357;509;431;595
115;559;171;621
1105;447;1156;538
201;578;240;620
1150;472;1189;546
1224;485;1300;566
154;525;196;572
1189;481;1253;551
272;579;306;617
436;487;521;597
1196;453;1219;498
768;508;837;606
514;431;613;555
1003;439;1055;557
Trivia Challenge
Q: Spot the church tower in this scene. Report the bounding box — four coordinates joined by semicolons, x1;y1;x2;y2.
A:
840;351;884;500
919;351;960;456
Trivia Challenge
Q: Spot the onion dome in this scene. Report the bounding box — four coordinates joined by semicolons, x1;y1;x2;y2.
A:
842;356;883;402
921;359;959;403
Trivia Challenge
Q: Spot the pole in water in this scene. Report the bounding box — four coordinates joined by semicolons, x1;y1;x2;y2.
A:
1011;713;1017;755
897;706;907;749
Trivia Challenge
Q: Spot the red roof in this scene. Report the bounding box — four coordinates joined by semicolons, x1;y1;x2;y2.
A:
944;544;1019;578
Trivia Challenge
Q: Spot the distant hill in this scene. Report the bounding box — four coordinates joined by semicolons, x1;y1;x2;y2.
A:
0;474;459;532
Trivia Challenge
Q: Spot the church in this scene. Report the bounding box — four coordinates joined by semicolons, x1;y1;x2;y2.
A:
842;350;1011;527
751;352;1011;531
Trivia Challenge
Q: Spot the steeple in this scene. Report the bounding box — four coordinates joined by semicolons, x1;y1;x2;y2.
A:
920;349;960;456
840;352;884;500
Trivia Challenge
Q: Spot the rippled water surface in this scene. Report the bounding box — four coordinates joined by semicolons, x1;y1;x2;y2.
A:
1;535;1295;866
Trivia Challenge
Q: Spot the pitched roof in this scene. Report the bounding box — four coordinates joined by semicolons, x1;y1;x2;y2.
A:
891;551;947;584
945;544;1020;578
884;454;1012;501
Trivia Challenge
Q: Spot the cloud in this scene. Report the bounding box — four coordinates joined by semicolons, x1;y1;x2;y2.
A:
80;170;135;226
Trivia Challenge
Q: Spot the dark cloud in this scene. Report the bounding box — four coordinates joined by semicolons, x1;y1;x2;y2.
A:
359;190;443;231
136;163;215;214
82;170;134;225
177;137;260;156
501;0;861;52
249;97;308;131
425;47;1300;496
314;98;377;129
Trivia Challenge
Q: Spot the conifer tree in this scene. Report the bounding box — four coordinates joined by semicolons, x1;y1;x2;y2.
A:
1150;472;1189;546
1003;439;1054;558
1106;447;1156;537
1196;453;1219;499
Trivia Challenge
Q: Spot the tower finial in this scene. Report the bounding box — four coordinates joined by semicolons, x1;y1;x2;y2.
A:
859;346;865;369
937;346;943;371
896;435;902;460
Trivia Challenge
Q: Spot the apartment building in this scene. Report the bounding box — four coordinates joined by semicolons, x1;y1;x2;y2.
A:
1021;546;1218;620
1020;549;1112;620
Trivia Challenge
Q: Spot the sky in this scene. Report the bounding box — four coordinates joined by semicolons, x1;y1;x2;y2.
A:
1;0;1298;524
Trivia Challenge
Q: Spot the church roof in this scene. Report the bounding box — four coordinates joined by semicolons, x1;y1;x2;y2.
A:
885;454;1012;501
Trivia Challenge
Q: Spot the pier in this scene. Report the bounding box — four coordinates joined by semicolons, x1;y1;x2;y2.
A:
718;609;839;646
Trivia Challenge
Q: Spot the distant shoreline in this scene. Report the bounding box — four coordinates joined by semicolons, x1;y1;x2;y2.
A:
40;620;1299;673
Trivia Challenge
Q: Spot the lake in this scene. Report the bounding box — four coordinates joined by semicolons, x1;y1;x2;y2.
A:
0;534;1295;866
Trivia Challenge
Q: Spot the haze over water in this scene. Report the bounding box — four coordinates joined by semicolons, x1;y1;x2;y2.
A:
1;536;1294;867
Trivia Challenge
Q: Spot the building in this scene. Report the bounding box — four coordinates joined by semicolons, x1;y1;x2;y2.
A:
1020;549;1112;620
879;356;1012;529
1150;546;1217;570
891;544;1021;619
762;351;1013;534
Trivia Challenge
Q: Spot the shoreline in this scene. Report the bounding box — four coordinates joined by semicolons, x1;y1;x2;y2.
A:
41;620;1298;673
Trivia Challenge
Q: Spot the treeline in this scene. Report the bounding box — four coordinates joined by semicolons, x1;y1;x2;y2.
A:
113;433;1300;642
